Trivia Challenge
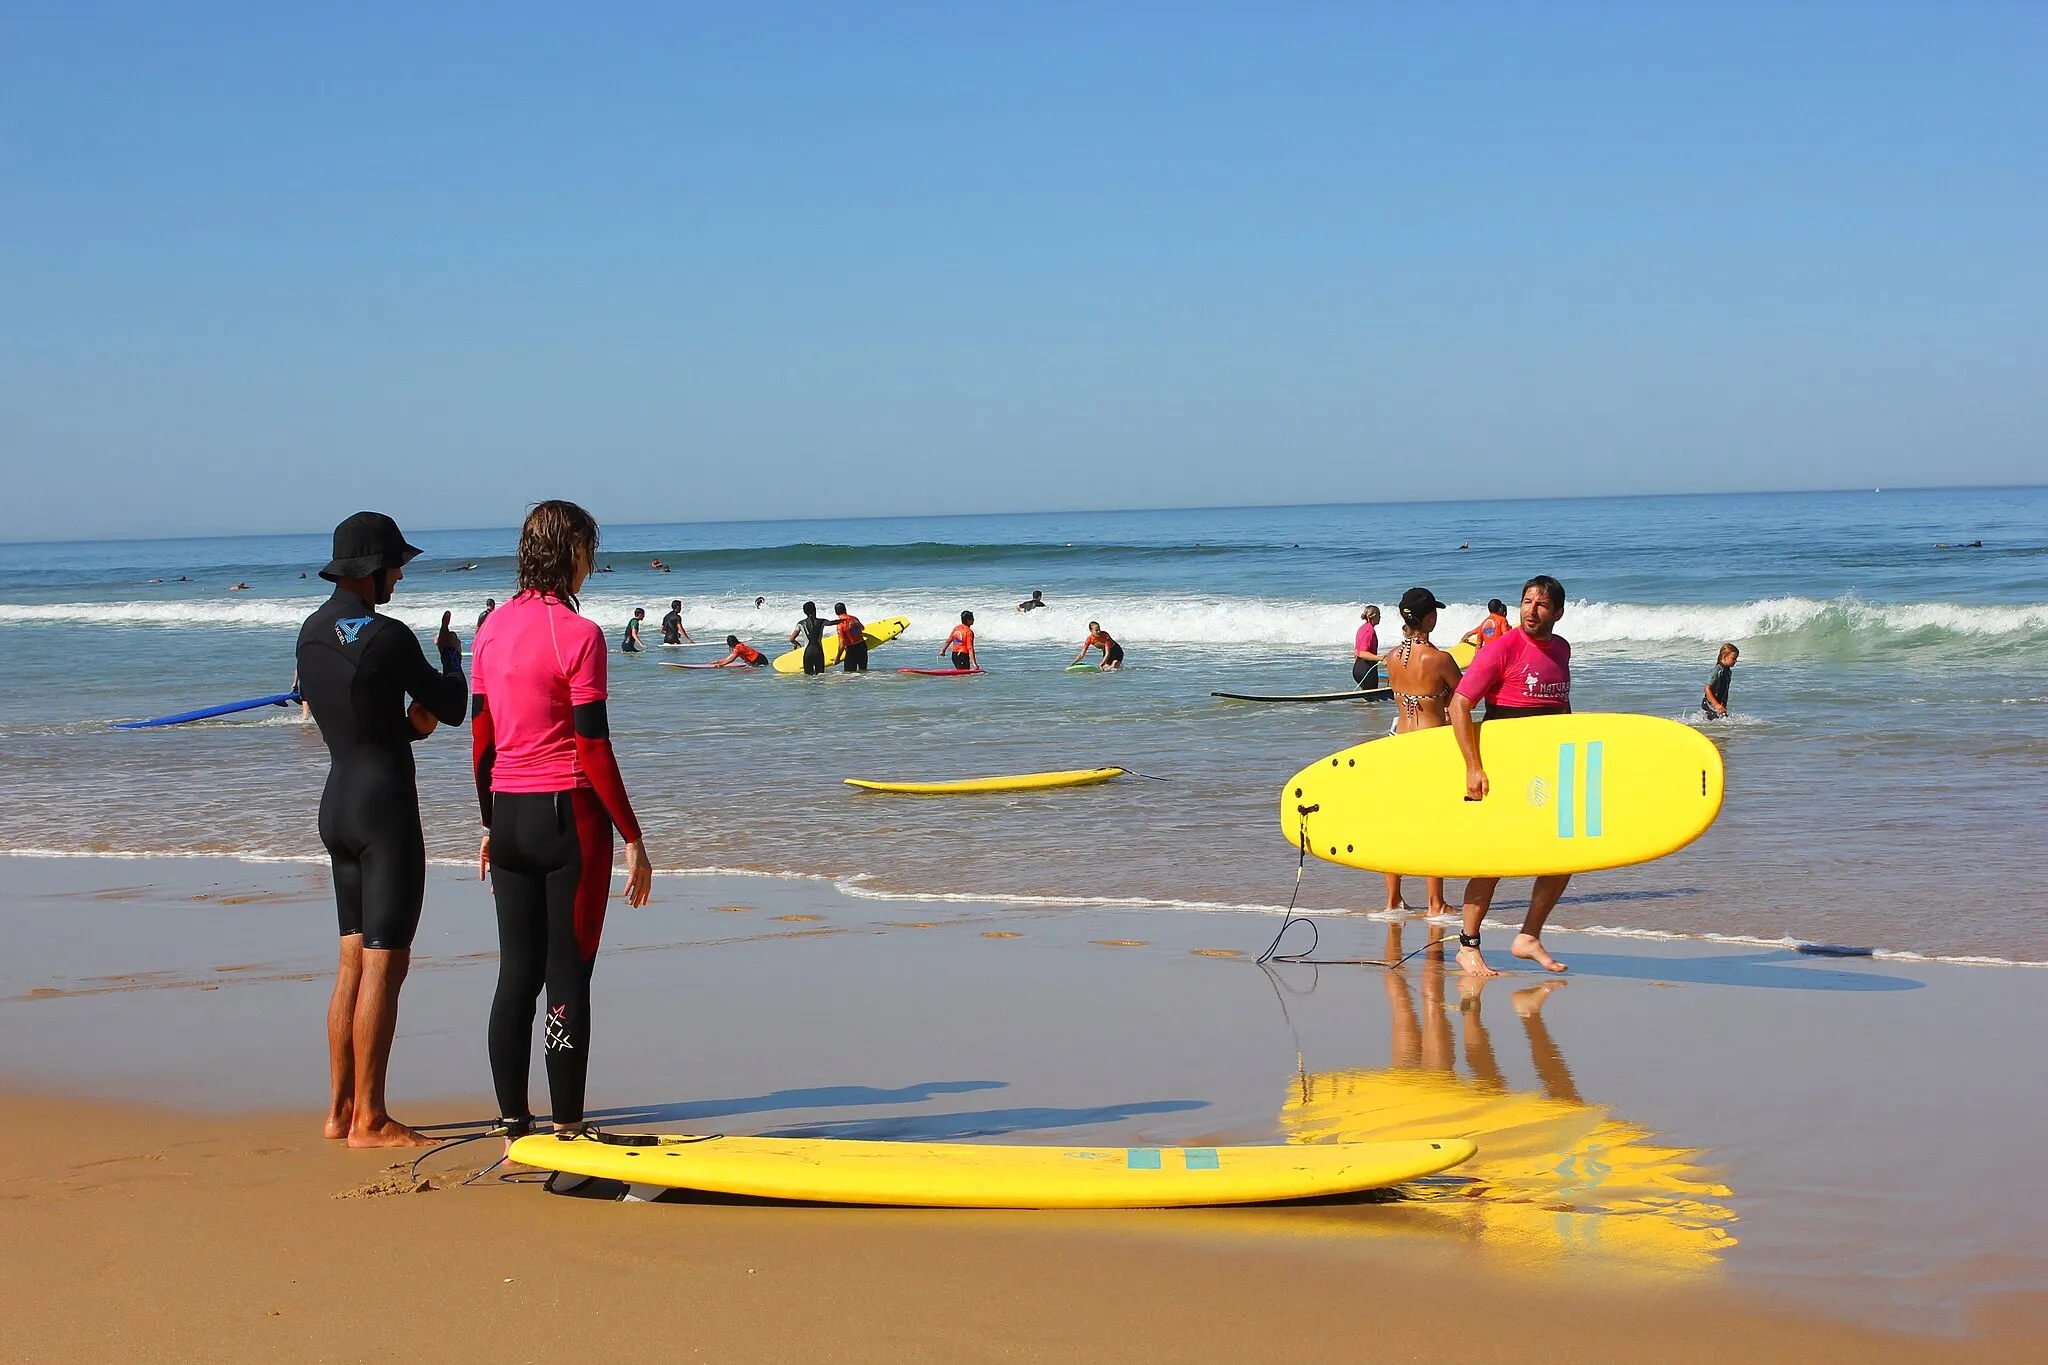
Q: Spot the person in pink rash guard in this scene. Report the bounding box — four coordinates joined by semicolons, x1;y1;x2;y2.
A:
470;500;655;1141
1448;575;1572;978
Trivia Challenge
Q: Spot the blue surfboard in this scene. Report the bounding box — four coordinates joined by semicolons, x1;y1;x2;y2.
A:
112;692;301;729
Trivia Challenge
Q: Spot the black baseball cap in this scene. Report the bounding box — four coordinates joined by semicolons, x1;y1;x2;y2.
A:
1399;587;1447;622
319;512;421;582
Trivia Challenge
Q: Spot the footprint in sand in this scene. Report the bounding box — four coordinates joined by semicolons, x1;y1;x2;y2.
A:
771;914;822;923
1092;940;1147;948
982;931;1022;939
708;905;752;913
1191;949;1243;958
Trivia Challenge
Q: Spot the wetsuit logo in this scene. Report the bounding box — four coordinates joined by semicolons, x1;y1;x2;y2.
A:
545;1004;575;1053
335;616;375;645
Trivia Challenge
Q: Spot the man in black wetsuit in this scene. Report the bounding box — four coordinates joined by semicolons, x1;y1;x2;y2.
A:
660;599;692;645
296;512;467;1149
790;600;830;675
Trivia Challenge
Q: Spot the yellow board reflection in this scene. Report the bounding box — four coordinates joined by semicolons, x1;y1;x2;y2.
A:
1276;924;1737;1278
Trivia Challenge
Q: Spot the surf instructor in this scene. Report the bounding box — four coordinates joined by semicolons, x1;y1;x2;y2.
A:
1449;575;1573;978
297;511;468;1148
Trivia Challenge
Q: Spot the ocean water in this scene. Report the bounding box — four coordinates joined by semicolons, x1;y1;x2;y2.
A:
2;487;2044;964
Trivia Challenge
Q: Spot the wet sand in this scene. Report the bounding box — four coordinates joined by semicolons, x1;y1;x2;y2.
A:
4;854;2045;1359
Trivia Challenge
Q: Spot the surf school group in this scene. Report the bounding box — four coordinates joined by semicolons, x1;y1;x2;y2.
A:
290;501;1741;1151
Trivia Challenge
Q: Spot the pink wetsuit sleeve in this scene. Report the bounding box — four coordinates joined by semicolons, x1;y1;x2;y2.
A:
1455;633;1508;704
565;618;608;705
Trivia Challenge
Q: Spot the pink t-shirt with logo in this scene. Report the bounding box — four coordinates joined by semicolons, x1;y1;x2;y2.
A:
1455;627;1571;712
471;592;607;792
1354;622;1378;656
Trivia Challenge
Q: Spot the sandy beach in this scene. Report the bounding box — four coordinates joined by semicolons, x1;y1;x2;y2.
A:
4;854;2044;1361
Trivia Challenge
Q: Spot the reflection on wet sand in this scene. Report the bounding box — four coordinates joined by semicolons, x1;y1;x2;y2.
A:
1280;923;1737;1278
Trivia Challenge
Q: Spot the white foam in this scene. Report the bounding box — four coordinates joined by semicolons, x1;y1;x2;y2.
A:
5;590;2043;656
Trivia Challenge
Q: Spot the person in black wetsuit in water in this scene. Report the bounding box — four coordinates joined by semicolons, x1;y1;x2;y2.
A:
296;512;467;1148
789;600;830;675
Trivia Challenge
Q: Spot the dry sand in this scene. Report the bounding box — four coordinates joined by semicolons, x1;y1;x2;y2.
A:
6;1091;2039;1364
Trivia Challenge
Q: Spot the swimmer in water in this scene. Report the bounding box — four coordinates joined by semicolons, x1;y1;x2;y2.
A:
712;635;770;668
620;608;646;653
1701;643;1739;719
755;596;766;609
835;602;868;672
1072;621;1123;670
660;599;692;645
790;601;831;675
1017;590;1047;612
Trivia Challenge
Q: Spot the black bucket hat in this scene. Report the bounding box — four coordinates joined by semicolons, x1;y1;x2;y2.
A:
320;511;422;582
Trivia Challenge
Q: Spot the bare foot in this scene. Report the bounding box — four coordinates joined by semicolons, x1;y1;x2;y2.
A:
1512;982;1566;1017
1383;899;1407;914
1456;944;1499;978
323;1102;352;1140
1511;933;1568;973
347;1115;437;1149
1456;973;1488;1009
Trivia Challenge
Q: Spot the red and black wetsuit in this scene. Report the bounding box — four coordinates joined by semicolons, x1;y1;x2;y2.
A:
471;591;643;1128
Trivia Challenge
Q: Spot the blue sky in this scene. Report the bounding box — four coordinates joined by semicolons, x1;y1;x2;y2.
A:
2;2;2043;540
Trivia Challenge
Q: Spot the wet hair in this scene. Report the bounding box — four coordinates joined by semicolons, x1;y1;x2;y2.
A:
1487;598;1507;614
1720;642;1740;657
516;500;600;607
633;607;645;618
1088;620;1101;631
961;610;974;624
1522;576;1566;611
833;602;847;614
802;600;817;616
671;599;681;610
726;634;740;646
1362;605;1381;623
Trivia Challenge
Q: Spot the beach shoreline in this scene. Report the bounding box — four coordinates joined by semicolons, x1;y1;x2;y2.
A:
4;852;2045;1356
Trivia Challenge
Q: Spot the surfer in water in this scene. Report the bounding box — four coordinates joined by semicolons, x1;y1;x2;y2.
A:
942;611;979;671
712;635;770;668
620;607;646;653
660;600;692;646
477;597;496;630
1017;590;1047;612
1460;599;1510;651
1072;621;1124;670
1702;643;1739;719
1381;588;1463;918
1450;575;1574;978
471;500;654;1141
790;602;830;675
296;511;468;1147
835;603;868;672
1354;606;1385;690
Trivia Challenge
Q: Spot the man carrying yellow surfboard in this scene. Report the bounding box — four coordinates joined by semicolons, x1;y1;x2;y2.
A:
1450;575;1573;978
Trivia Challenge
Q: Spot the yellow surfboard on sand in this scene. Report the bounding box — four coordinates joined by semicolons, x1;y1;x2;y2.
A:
507;1131;1475;1209
773;616;910;674
1282;713;1723;878
845;767;1125;795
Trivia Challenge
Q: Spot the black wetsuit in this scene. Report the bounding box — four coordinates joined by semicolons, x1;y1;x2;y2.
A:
660;610;683;645
296;589;466;951
796;613;829;675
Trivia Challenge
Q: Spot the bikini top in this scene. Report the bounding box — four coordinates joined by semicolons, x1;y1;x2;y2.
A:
1391;638;1453;718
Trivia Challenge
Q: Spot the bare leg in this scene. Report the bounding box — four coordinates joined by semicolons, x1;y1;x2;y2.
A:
1425;876;1448;917
1517;988;1582;1103
1457;877;1500;977
1510;874;1572;973
324;935;363;1139
1381;872;1406;913
1419;935;1453;1072
1458;976;1506;1091
346;948;435;1149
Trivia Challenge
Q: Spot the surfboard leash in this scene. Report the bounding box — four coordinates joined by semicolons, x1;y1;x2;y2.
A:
1255;805;1450;969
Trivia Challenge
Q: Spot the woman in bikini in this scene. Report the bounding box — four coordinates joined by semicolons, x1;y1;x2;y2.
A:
1378;587;1464;917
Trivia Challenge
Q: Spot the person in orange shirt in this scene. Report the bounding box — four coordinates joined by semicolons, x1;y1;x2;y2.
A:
941;611;979;672
711;636;769;668
1072;621;1124;670
1459;598;1510;651
834;602;868;673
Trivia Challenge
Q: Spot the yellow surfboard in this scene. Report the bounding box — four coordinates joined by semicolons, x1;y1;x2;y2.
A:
1282;713;1723;877
1448;640;1477;669
845;766;1125;795
507;1132;1475;1208
773;616;910;674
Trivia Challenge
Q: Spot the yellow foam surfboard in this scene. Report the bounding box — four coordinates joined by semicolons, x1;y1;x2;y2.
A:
507;1132;1475;1208
773;616;910;674
845;766;1125;795
1448;640;1477;669
1282;713;1723;877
